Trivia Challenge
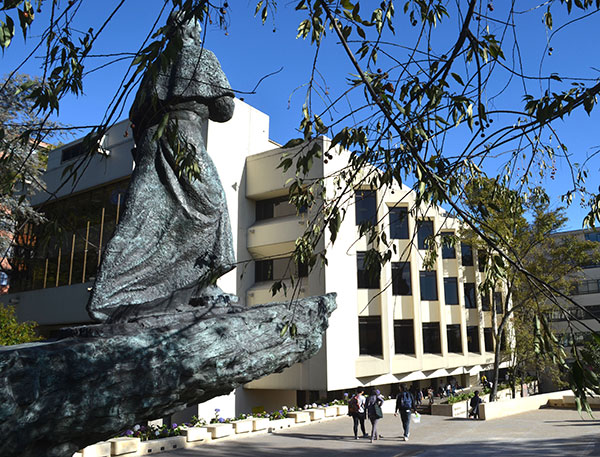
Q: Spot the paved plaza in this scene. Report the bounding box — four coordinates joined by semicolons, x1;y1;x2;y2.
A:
161;409;600;456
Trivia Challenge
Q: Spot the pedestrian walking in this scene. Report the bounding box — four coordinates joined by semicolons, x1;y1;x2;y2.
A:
394;384;415;441
366;388;385;443
469;390;483;419
348;388;368;439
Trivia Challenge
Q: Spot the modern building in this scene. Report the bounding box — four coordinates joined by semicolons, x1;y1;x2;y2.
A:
549;229;600;342
3;99;505;418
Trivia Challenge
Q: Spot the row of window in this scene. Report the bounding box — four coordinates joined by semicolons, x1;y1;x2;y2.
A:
549;304;600;321
358;256;503;311
255;257;308;282
574;278;600;295
359;316;498;356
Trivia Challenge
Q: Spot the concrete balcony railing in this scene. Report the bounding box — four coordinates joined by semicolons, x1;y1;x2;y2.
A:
247;216;308;258
246;280;307;307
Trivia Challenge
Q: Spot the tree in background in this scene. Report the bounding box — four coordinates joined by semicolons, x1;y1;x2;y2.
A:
1;74;61;289
461;177;600;401
0;303;40;345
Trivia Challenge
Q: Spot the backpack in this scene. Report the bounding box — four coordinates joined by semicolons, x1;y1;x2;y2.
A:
399;391;413;409
348;395;359;414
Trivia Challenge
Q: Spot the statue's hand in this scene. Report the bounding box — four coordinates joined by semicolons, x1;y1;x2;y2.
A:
209;95;235;123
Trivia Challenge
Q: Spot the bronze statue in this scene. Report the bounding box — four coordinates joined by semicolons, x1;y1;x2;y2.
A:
88;13;236;322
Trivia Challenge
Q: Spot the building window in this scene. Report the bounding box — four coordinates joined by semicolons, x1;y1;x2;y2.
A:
0;271;9;287
389;206;409;239
494;291;503;314
422;322;441;353
392;262;411;295
359;316;383;356
417;220;434;250
464;282;476;309
394;319;415;354
60;142;86;163
256;196;300;221
420;271;438;301
585;232;600;242
467;326;480;353
576;279;600;295
484;328;494;352
441;233;456;259
255;259;273;282
481;291;491;311
255;257;307;282
461;243;473;266
355;190;377;226
478;250;487;273
357;251;380;289
446;324;462;353
444;277;459;305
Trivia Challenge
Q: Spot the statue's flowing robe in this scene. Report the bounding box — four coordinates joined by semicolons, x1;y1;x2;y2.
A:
87;36;235;322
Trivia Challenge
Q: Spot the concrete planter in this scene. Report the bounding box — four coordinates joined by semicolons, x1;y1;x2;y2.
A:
268;418;294;432
335;405;348;416
182;426;210;443
108;437;140;455
137;436;186;455
431;400;469;417
318;406;338;417
81;441;111;457
287;411;310;423
231;419;254;434
252;417;270;431
204;423;234;439
305;409;325;421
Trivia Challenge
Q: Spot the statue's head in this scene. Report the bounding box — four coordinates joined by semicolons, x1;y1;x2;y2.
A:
167;10;202;44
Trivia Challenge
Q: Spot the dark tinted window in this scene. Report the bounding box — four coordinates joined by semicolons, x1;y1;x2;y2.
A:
444;277;459;305
61;142;86;162
389;207;409;239
478;250;487;273
585;232;600;242
420;271;438;301
392;262;411;295
256;196;301;221
357;251;380;289
484;328;494;352
359;316;383;356
394;319;415;354
417;220;434;250
446;324;462;353
441;233;456;259
464;282;476;309
355;191;377;226
467;326;480;353
461;243;473;266
422;322;441;353
494;291;503;314
481;291;491;311
255;259;273;282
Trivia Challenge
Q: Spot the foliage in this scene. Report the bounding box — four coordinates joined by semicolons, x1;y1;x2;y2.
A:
0;303;41;346
0;74;62;265
121;422;184;441
461;177;600;401
2;0;600;410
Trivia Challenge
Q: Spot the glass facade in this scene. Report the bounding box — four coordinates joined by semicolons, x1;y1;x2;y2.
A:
417;220;434;250
389;206;409;239
359;316;383;356
355;190;377;226
10;178;129;292
446;324;462;353
422;322;441;353
392;262;411;295
357;251;380;289
461;243;473;266
420;271;438;300
394;319;415;354
444;277;459;304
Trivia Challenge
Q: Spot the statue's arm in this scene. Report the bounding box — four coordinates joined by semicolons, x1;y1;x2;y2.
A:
208;95;235;123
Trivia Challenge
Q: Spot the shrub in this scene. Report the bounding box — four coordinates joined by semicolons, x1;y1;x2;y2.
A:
0;303;41;345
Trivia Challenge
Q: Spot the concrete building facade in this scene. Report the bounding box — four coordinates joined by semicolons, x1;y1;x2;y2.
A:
3;100;503;417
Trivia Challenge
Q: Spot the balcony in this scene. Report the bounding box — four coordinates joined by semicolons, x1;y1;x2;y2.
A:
247;215;307;258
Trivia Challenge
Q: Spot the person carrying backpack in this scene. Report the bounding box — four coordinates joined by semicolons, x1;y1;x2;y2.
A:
394;384;415;441
348;388;368;439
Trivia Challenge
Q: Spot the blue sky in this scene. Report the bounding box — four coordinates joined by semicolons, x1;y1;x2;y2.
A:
2;1;599;230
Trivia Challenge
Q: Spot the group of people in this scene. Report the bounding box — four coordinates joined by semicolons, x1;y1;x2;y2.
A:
347;385;416;442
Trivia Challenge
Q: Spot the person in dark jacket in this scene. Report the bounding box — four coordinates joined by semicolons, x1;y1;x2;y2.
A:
394;384;415;441
366;388;385;443
469;390;483;419
349;388;368;439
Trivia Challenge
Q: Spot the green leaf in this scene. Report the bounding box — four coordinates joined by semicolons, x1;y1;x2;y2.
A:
153;113;169;141
450;73;464;86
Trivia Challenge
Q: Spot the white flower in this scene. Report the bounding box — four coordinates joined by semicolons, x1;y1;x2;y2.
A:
133;424;140;432
282;406;288;411
155;431;160;436
311;403;317;408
